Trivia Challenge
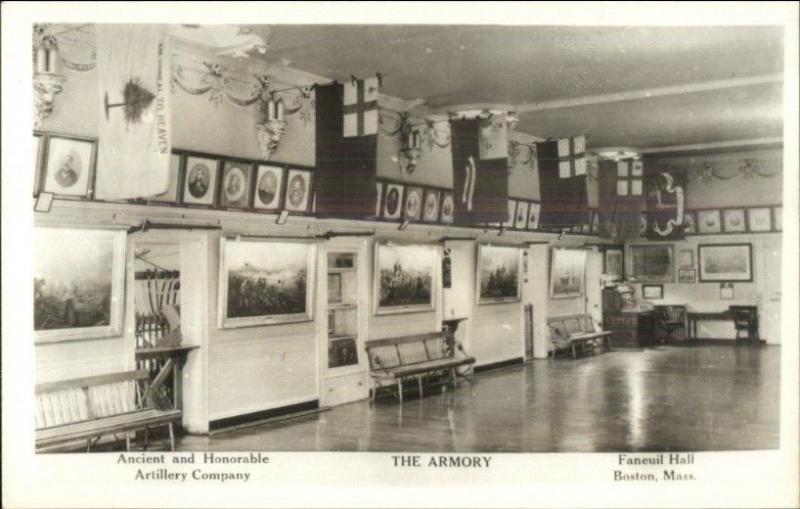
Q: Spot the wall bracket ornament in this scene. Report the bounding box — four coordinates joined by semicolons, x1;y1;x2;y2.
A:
33;26;66;128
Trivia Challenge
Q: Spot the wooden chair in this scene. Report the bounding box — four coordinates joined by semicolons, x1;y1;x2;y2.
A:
654;305;686;343
729;305;759;345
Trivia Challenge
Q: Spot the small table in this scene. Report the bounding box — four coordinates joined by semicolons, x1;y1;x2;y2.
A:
686;311;733;342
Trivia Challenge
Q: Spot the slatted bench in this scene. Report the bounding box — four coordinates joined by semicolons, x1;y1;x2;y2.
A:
365;332;476;403
548;314;611;359
35;370;182;452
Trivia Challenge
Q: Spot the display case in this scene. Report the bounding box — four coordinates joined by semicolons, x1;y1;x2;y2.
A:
326;253;359;369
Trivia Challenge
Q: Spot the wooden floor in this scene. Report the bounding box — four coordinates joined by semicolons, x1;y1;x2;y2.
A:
179;345;780;452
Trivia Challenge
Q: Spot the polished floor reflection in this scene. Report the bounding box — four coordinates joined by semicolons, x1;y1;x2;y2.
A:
180;345;780;452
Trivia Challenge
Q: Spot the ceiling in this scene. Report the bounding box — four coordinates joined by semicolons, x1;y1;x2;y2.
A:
250;24;784;151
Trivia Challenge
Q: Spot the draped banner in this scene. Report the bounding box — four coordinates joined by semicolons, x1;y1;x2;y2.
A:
645;165;686;240
315;83;377;217
451;118;508;224
597;159;646;240
537;140;588;230
95;25;171;200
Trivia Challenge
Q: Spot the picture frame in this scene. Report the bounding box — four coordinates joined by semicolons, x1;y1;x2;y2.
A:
747;207;772;232
148;152;183;204
698;243;753;282
373;242;436;315
527;202;540;230
603;246;624;280
683;210;697;234
549;248;586;299
42;134;97;199
678;268;696;284
514;201;529;229
383;183;404;220
374;182;383;217
182;155;220;206
34;227;126;343
590;210;600;234
722;208;746;233
642;284;664;300
33;131;44;196
773;206;782;231
678;249;694;268
404;186;423;221
284;168;312;213
218;237;315;328
219;159;253;209
252;164;284;211
440;192;454;224
629;244;674;283
697;209;722;234
719;282;735;300
422;188;440;222
477;244;522;304
503;200;516;228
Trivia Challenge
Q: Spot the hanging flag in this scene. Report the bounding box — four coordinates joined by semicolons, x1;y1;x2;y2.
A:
596;158;645;241
646;165;686;240
94;25;171;200
343;77;378;137
537;140;588;230
451;118;508;224
315;83;377;217
557;136;587;178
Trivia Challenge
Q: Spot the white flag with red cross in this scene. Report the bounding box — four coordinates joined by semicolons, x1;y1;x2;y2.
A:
343;77;379;137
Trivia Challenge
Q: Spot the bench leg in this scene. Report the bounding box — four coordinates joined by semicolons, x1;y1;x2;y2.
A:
125;431;131;452
418;376;423;398
168;422;175;452
86;438;92;453
398;379;403;404
143;427;149;451
450;368;456;389
571;344;577;359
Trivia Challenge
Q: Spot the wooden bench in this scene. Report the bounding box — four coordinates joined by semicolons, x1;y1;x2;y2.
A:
365;332;476;403
548;314;611;359
35;370;182;452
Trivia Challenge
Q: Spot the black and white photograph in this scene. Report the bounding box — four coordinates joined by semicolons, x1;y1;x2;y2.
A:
2;3;799;509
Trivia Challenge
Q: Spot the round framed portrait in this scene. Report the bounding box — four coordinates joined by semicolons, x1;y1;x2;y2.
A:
223;165;247;203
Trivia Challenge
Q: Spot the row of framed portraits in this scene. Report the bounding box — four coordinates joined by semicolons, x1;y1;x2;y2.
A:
375;180;455;224
682;206;782;235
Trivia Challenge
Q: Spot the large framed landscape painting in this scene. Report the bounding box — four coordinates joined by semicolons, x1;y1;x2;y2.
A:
629;244;674;283
549;248;586;299
34;227;126;343
698;243;753;282
218;238;315;327
373;242;436;315
477;244;521;304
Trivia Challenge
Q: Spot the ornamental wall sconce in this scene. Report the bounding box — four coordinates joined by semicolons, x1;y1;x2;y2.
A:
398;117;422;175
255;94;286;160
33;32;66;128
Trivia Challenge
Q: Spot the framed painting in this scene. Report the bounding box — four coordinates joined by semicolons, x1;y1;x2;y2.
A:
773;206;782;231
678;268;696;284
698;243;753;282
218;237;315;328
722;208;746;233
284;168;312;213
219;159;253;209
527;202;540;230
182;155;219;206
383;183;404;220
422;189;440;222
683;210;697;234
503;200;516;228
514;201;529;229
33;132;44;195
629;244;674;283
149;152;182;204
253;164;284;211
373;242;436;314
404;186;423;221
642;284;663;300
440;192;454;224
477;244;521;304
34;227;126;343
697;209;721;234
603;246;624;280
747;207;772;232
42;135;96;199
549;248;586;299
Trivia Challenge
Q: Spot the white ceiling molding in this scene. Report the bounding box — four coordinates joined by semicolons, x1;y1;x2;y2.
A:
640;137;783;155
515;73;783;114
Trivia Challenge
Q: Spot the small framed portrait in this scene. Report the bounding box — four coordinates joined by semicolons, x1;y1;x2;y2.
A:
678;249;694;268
697;209;721;234
747;207;772;232
683;210;697;234
514;201;529;229
284;168;312;213
773;206;782;231
642;284;664;300
590;210;600;233
219;160;253;209
440;192;454;223
253;164;284;211
527;202;540;230
722;208;746;233
678;268;696;284
182;155;219;206
719;282;735;300
422;189;440;222
149;152;182;204
503;200;516;228
33;132;44;195
375;182;383;217
383;183;404;220
404;186;423;221
42;135;96;198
